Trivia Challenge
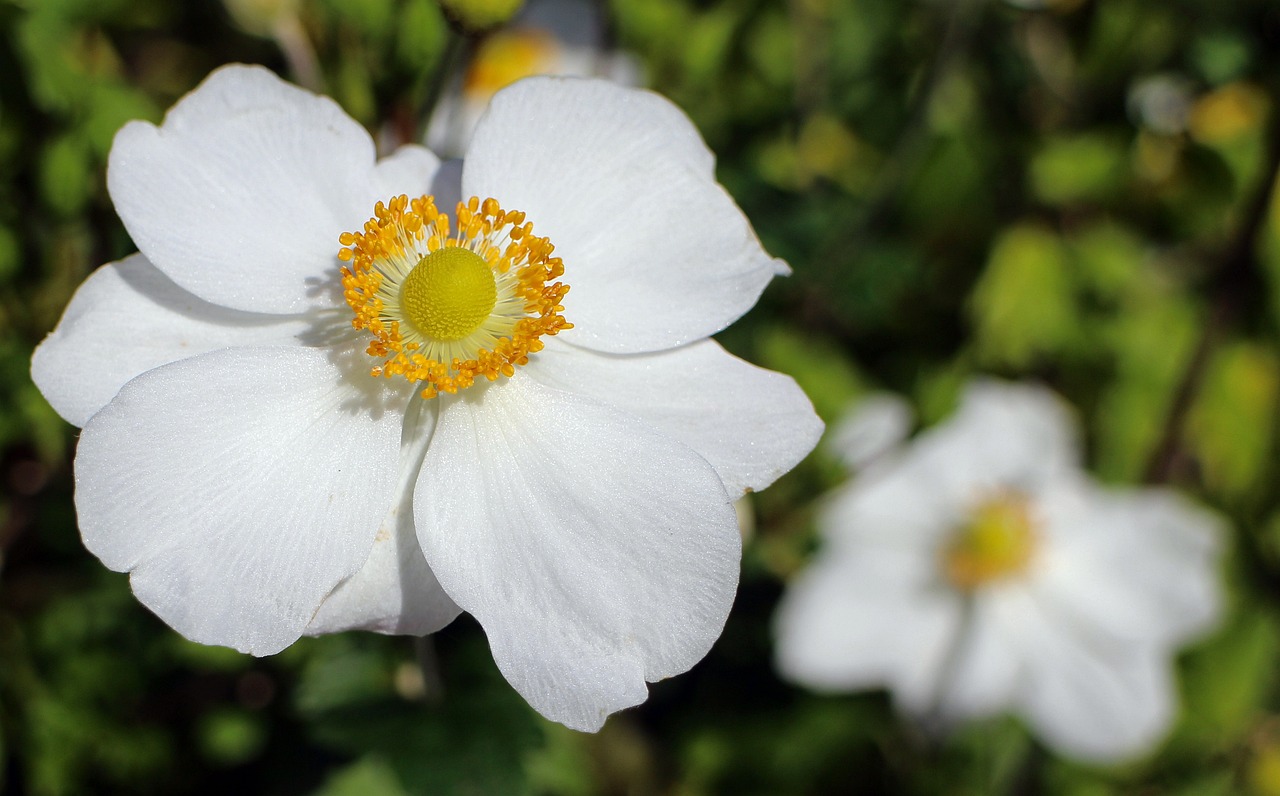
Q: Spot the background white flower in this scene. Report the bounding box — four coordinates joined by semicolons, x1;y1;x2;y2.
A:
775;379;1223;762
425;0;642;157
31;64;822;732
826;391;914;471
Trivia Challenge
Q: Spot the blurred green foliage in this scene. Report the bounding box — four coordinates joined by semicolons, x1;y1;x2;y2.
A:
3;0;1280;793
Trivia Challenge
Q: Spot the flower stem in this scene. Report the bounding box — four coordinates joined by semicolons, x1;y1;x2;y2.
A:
1143;94;1280;484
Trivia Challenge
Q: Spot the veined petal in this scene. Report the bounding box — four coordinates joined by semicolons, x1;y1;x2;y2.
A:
414;375;740;731
75;346;404;656
31;254;314;427
307;396;462;637
463;76;783;354
107;64;412;314
524;338;822;496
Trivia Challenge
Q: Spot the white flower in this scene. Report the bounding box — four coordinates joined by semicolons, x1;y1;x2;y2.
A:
826;392;913;471
31;64;822;732
426;0;641;156
774;380;1222;762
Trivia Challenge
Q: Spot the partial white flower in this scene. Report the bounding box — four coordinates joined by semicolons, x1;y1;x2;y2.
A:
426;0;641;156
827;392;913;471
775;380;1222;762
31;64;822;732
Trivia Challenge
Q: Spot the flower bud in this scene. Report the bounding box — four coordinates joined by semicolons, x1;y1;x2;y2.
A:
437;0;526;34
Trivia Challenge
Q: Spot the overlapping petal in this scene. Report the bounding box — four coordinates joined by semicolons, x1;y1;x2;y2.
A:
76;346;404;655
307;396;462;636
463;76;785;354
414;375;740;731
46;64;816;735
524;338;822;496
31;254;314;427
108;65;435;314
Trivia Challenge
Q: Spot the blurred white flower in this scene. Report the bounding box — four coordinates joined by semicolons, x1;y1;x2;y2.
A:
31;64;822;732
426;0;641;156
827;392;913;471
1128;73;1194;136
775;379;1223;762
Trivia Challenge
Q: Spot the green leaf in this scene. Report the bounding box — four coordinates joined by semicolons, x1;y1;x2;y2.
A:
1029;133;1128;206
300;630;541;796
395;0;447;73
1069;222;1144;300
970;223;1080;367
196;709;267;767
1173;608;1280;754
324;0;398;39
0;224;22;285
1093;291;1199;482
1186;341;1279;502
314;756;411;796
39;134;94;217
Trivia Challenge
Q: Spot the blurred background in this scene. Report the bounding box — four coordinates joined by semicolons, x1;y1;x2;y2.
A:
3;0;1280;792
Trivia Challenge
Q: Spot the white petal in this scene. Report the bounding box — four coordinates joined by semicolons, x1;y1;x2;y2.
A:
816;458;957;555
816;380;1078;556
1033;483;1223;647
373;144;444;200
414;375;740;731
31;254;315;427
75;346;405;655
524;338;822;496
936;589;1021;719
774;547;960;712
107;64;388;314
828;392;914;471
307;396;462;636
911;379;1080;504
1007;589;1176;762
463;76;783;354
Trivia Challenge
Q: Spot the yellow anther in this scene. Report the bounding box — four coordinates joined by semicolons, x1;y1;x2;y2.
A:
339;194;572;399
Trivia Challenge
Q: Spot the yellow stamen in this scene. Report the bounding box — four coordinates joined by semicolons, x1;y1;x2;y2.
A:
339;194;572;399
943;494;1037;589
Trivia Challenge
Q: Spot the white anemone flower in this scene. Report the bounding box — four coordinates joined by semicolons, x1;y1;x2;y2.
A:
775;380;1222;762
826;391;913;471
31;64;823;732
426;0;641;157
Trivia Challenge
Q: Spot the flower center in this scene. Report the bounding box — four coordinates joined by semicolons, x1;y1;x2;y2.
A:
339;195;572;399
400;247;498;341
942;494;1037;589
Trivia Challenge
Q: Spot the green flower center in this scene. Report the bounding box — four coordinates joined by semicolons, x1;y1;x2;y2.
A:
943;495;1037;589
400;247;498;342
